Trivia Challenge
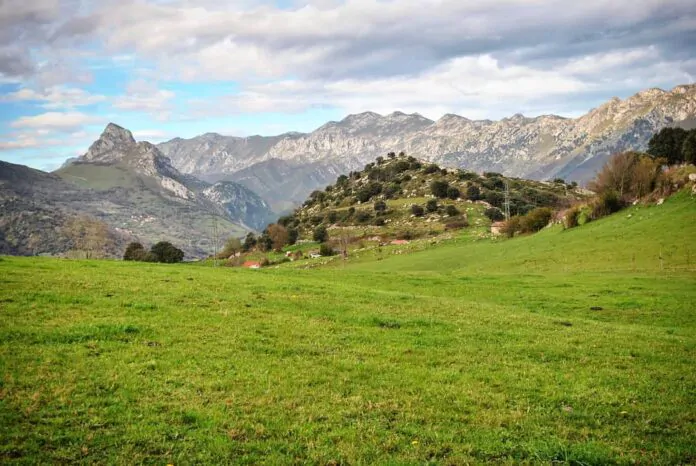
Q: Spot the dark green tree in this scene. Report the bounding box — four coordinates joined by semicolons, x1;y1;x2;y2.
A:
465;184;481;201
484;207;505;222
150;241;184;263
647;127;688;164
446;186;460;200
313;225;328;243
682;130;696;164
242;232;257;252
430;180;449;198
287;228;299;245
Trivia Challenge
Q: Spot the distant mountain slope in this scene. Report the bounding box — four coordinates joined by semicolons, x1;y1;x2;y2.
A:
157;84;696;202
226;158;349;213
0;160;129;256
1;124;279;258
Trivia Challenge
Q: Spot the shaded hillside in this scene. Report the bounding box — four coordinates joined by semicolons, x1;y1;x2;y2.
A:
0;161;130;256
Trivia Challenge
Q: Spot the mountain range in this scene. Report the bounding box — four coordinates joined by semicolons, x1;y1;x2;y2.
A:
2;83;695;258
157;84;696;209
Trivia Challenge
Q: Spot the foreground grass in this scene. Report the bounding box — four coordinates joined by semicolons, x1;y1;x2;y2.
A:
0;194;695;464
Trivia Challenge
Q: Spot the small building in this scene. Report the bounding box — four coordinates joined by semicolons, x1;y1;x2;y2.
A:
242;261;261;269
390;239;410;245
490;221;506;235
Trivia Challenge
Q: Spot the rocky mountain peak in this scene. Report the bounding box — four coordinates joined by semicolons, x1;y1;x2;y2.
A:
83;123;137;162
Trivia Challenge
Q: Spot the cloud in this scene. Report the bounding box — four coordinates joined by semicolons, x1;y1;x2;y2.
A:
3;86;106;109
190;48;692;120
80;0;695;82
112;80;175;119
10;112;101;132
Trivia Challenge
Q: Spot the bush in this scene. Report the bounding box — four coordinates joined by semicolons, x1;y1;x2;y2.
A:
423;164;440;174
445;205;459;216
396;230;415;240
520;207;553;233
590;191;625;219
411;204;424;217
150;241;184;263
355;211;372;223
374;200;387;213
484;207;504;222
373;217;386;226
319;243;335;256
123;242;146;261
430;180;450;198
426;199;438;212
501;217;521;238
326;211;338;223
465;184;481;201
447;186;460;200
313;225;328;243
563;207;581;229
444;219;469;230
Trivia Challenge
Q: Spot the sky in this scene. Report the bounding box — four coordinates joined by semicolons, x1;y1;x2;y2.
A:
0;0;695;171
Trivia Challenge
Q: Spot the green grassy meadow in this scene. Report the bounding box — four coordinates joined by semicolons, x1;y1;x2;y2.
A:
1;193;695;464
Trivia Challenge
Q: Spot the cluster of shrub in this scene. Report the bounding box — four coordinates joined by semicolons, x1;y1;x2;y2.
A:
300;153;567;218
123;241;184;263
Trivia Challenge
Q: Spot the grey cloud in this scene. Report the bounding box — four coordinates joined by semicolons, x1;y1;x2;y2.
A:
0;48;35;78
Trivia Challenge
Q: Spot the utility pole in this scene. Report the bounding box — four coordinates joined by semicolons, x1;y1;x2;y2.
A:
211;214;220;267
503;179;511;221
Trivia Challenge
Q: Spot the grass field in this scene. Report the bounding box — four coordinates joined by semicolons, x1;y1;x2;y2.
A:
0;193;694;464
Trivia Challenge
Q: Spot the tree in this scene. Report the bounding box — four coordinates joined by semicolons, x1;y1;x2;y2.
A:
267;223;289;251
219;237;242;258
648;127;687;164
287;228;299;245
466;184;481;201
258;232;273;252
430;180;449;198
682;130;696;164
484;207;504;222
242;232;257;252
313;225;328;243
589;151;661;200
124;242;146;261
150;241;184;263
374;200;387;213
445;205;459;216
64;215;113;259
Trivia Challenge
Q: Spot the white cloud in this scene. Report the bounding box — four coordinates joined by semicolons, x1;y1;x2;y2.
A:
112;80;175;119
3;86;106;109
10;112;101;132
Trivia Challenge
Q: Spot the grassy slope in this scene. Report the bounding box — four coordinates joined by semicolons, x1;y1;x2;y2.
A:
0;194;694;464
355;190;696;274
